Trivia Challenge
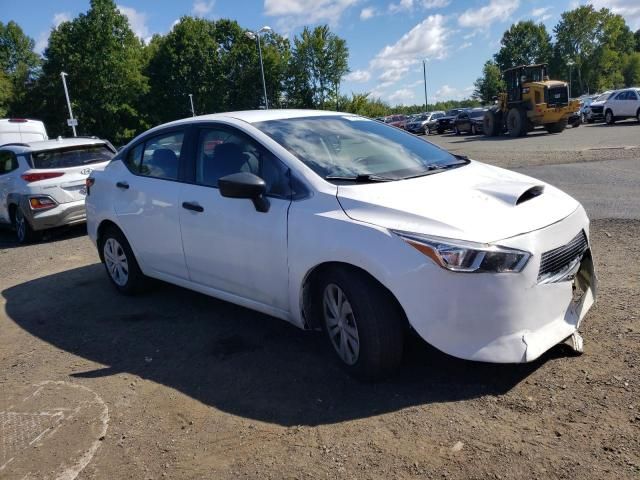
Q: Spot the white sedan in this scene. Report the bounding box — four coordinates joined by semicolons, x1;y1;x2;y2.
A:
85;110;597;379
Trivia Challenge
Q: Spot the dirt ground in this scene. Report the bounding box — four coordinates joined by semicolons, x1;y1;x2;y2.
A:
0;155;639;478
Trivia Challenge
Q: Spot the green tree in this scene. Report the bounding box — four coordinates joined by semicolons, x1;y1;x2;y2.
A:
622;52;640;86
287;25;349;109
494;21;552;71
473;60;505;104
35;0;148;143
0;21;40;116
635;29;640;51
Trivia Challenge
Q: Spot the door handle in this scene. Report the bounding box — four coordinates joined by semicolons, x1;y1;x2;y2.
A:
182;202;204;213
116;181;129;189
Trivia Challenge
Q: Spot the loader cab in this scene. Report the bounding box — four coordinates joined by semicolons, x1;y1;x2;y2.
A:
504;64;548;103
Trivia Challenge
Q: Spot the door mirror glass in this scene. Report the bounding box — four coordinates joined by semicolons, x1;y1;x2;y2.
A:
219;172;270;212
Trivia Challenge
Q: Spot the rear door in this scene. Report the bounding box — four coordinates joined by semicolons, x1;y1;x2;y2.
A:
111;129;189;280
624;90;638;117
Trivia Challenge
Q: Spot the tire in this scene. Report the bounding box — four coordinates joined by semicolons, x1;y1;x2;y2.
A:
313;266;404;380
605;110;615;125
12;206;39;244
483;109;502;136
544;119;568;133
506;107;526;137
454;126;460;135
471;124;477;135
99;226;148;295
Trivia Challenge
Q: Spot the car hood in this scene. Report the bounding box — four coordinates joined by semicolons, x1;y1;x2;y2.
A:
589;100;607;107
336;161;580;243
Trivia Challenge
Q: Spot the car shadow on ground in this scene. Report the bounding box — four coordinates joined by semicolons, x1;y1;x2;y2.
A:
2;264;569;427
0;224;87;249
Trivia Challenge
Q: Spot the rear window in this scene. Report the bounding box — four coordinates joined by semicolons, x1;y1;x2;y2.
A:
31;144;114;169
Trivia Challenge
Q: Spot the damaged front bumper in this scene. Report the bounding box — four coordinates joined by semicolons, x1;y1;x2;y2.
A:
394;206;597;363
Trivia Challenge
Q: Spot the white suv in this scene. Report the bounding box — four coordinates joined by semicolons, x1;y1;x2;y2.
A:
603;88;640;124
0;137;116;243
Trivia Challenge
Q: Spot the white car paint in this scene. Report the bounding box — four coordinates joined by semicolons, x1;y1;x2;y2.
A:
603;88;640;122
0;118;48;145
86;110;596;366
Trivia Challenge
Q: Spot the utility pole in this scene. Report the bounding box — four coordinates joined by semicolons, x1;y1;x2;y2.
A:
246;26;272;109
567;59;575;98
422;59;428;112
189;94;195;117
60;72;77;137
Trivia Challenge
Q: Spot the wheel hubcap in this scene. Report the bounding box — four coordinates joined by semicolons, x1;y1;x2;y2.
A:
104;238;129;286
323;283;360;365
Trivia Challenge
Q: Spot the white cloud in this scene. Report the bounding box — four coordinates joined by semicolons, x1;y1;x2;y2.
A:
422;0;450;8
345;69;371;82
371;15;451;86
389;0;414;13
360;7;377;20
458;41;472;50
117;5;150;42
530;6;552;21
389;0;450;13
264;0;358;31
458;0;520;28
589;0;640;29
35;12;72;54
433;84;474;101
192;0;215;17
388;88;416;105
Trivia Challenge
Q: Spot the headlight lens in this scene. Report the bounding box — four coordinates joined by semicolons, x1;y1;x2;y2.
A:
392;230;531;273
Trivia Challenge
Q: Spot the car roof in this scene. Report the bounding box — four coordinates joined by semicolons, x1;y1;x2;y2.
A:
163;109;344;128
0;137;107;153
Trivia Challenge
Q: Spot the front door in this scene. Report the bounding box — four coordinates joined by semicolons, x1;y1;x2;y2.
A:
179;124;291;311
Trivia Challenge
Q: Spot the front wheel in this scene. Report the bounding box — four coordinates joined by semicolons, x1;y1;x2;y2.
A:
605;110;615;125
100;227;148;294
315;267;404;380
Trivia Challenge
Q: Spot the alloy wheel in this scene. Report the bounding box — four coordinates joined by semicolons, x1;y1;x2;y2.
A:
104;237;129;287
323;283;360;365
15;210;26;242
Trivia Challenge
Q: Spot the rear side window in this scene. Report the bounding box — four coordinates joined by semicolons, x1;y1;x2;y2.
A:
139;132;184;180
31;145;114;169
0;151;18;175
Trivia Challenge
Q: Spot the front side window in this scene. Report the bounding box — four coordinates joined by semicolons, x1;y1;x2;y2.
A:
0;151;17;175
31;144;114;169
254;115;464;182
195;127;290;197
137;132;184;180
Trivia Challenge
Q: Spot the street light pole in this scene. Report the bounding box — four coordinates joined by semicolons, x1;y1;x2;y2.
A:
188;94;195;117
246;26;272;110
60;72;76;137
422;59;428;111
567;59;575;98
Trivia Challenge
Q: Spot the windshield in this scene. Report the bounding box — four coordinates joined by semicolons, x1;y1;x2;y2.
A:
595;92;611;102
254;115;465;181
31;144;114;169
470;110;485;118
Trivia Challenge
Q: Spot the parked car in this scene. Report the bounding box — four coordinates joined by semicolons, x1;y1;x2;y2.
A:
583;91;614;123
0;118;48;145
434;109;466;134
603;88;640;124
424;112;446;134
86;110;596;379
406;111;445;134
384;114;408;129
578;94;597;123
453;109;486;135
0;137;116;243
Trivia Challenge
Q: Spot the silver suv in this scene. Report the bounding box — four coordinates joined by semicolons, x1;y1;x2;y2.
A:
0;137;116;243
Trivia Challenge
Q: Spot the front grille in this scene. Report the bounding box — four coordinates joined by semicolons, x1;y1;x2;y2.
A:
538;231;588;282
546;85;569;107
590;106;603;114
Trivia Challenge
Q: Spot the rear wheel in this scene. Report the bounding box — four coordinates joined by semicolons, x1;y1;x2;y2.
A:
483;109;502;136
544;119;567;134
605;109;615;125
506;107;526;137
314;266;404;380
12;207;39;244
100;226;147;295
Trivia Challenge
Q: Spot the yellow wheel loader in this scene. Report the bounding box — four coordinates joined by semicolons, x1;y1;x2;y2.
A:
484;64;580;138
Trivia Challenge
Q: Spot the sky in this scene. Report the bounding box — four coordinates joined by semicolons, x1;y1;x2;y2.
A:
2;0;640;106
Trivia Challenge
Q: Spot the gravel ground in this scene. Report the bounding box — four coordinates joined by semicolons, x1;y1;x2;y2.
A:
0;123;639;479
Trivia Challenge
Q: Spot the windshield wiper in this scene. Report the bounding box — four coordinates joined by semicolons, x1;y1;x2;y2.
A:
325;174;393;183
400;161;468;180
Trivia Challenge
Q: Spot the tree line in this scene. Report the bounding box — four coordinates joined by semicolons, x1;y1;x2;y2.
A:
473;5;640;103
0;0;352;144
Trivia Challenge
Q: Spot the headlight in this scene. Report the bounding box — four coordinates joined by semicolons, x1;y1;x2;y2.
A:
392;230;531;273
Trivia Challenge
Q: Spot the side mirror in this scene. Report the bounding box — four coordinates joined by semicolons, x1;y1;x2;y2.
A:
218;172;270;213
